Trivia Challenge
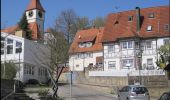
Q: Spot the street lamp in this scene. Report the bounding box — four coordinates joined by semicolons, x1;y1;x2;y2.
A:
18;45;22;81
2;34;10;79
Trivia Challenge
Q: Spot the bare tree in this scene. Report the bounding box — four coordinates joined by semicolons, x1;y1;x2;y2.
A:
91;17;106;28
55;9;77;44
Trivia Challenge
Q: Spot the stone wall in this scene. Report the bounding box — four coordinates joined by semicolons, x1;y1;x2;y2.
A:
73;70;169;98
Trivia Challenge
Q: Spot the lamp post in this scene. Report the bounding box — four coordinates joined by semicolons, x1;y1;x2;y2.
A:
18;45;22;81
3;34;10;79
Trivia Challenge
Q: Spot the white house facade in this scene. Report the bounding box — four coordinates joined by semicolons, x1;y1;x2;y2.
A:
1;32;50;83
69;28;104;71
89;6;170;76
103;38;170;71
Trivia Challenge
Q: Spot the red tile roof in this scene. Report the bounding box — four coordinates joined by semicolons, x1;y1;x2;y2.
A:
28;22;40;40
69;27;104;54
26;0;45;12
102;5;170;43
1;25;19;34
1;22;40;40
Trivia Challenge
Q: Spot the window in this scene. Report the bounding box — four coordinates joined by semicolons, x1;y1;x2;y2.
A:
128;41;132;48
128;16;133;21
76;64;79;67
108;45;114;53
24;64;34;75
164;24;169;31
38;68;46;76
123;42;127;49
147;59;153;66
7;38;13;54
147;25;152;31
148;13;155;18
122;59;133;69
79;42;85;48
146;41;152;49
86;42;92;47
1;36;5;55
122;41;133;49
15;41;22;53
135;42;139;49
108;61;116;69
164;39;170;45
86;52;93;58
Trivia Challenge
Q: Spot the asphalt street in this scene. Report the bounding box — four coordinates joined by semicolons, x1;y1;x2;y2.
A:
58;84;118;100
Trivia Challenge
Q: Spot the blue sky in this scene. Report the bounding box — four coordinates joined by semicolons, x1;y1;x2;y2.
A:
1;0;169;30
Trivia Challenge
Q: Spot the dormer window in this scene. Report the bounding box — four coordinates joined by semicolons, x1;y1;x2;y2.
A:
79;42;92;48
86;42;92;47
128;16;133;21
164;24;169;31
147;25;152;31
148;13;155;18
79;42;85;48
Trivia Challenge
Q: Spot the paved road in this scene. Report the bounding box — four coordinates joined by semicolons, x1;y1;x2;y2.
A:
58;84;117;100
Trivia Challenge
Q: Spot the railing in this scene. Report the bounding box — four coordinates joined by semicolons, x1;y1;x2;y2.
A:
1;91;14;100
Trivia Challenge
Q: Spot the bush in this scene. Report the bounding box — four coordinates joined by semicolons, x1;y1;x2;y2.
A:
1;62;17;79
27;79;39;85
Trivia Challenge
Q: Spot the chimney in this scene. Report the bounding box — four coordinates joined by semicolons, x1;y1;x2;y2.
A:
136;7;141;32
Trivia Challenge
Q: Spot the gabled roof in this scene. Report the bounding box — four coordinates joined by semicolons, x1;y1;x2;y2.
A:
1;22;40;40
1;25;19;34
102;5;170;43
28;22;40;40
26;0;45;12
69;27;104;54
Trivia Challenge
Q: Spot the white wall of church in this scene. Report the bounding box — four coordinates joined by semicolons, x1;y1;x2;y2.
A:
1;32;50;83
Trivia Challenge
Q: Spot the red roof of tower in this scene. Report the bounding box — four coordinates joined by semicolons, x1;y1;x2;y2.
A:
26;0;45;12
28;22;40;40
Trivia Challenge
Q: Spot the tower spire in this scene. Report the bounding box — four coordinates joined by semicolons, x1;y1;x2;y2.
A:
26;0;45;12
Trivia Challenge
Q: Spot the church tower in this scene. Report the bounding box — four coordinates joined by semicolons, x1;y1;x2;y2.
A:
25;0;45;40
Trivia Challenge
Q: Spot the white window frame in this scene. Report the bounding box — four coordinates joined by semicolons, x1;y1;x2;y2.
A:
108;45;115;53
128;16;133;21
147;25;152;31
164;39;170;45
79;42;85;48
122;41;133;49
164;24;169;31
146;41;152;49
15;41;22;54
1;36;5;55
122;59;133;69
147;58;153;66
148;13;155;18
108;61;116;69
6;38;13;54
24;64;35;75
86;42;92;47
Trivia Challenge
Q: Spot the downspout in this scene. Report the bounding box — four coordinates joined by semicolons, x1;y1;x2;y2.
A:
136;7;142;84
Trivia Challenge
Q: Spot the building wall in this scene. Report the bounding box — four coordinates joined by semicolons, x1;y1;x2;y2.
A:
69;51;102;71
103;37;170;71
1;32;50;83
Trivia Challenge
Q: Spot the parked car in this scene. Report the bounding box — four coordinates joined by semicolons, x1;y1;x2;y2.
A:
118;85;150;100
158;92;170;100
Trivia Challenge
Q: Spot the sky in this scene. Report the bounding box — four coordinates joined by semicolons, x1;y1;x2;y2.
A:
1;0;169;30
